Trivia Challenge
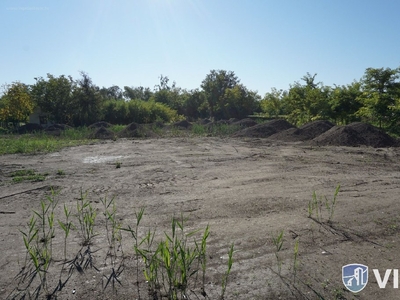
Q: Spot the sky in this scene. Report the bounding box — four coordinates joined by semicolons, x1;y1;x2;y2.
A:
1;0;400;97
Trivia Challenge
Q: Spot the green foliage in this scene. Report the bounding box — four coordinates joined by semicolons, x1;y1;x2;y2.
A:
30;74;75;124
0;82;33;123
201;70;240;120
272;230;284;275
220;84;261;119
329;82;362;124
308;184;341;223
284;74;332;125
356;67;400;131
182;89;208;121
72;72;104;126
123;85;153;101
11;169;48;183
0;128;90;155
260;88;287;117
101;99;179;124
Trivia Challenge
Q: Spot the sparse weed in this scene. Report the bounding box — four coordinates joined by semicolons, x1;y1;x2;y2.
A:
11;169;48;183
308;184;341;223
272;230;284;275
76;189;97;245
57;169;65;176
11;191;238;300
220;243;234;300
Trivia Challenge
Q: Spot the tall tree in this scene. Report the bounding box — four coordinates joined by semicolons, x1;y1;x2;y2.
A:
356;67;400;129
221;84;261;119
0;82;33;123
123;86;153;101
329;82;362;124
99;85;123;100
72;72;103;126
30;74;75;124
260;88;287;118
201;70;239;120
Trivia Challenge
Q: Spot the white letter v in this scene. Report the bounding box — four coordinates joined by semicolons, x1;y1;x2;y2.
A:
373;269;391;289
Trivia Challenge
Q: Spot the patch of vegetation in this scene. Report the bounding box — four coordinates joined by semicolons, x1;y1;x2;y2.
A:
0;128;91;155
11;169;48;183
9;190;236;300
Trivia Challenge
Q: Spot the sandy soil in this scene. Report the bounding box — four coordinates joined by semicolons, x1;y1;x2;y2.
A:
1;137;400;299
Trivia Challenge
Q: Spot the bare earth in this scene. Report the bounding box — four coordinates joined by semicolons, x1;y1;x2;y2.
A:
1;137;400;299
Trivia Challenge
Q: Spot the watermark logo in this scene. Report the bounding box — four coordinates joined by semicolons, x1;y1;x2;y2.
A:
342;263;368;293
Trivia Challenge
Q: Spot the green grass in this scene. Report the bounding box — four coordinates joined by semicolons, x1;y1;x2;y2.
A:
109;124;126;133
11;169;48;183
0;128;91;155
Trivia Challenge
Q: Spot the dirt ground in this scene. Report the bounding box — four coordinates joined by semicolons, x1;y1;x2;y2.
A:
1;137;400;299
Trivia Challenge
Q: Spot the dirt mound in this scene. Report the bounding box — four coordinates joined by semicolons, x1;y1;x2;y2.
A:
313;122;397;148
346;122;396;148
88;121;112;129
231;118;258;128
89;127;116;140
232;119;295;138
300;120;335;137
173;120;192;129
312;126;367;147
268;120;334;142
118;122;157;138
17;123;43;134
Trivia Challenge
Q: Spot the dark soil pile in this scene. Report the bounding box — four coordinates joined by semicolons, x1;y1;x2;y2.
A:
231;118;258;128
88;121;112;129
17;123;43;134
173;120;192;129
89;127;116;140
312;126;367;147
312;122;397;148
346;122;396;147
232;119;295;138
118;122;157;138
268;120;334;142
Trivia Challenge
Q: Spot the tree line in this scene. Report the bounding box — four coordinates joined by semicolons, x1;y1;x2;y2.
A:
1;67;400;134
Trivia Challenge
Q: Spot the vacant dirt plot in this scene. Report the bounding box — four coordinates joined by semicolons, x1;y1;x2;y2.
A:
1;137;400;299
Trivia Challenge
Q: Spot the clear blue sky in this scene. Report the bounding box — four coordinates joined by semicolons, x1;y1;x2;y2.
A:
1;0;400;96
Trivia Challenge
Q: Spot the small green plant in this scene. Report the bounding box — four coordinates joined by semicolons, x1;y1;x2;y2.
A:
220;243;234;300
272;230;284;275
115;161;122;169
293;238;299;283
11;169;48;183
57;169;65;176
308;184;341;223
76;189;97;245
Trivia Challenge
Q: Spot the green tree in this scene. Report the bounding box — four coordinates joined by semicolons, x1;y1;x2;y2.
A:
0;82;34;123
72;72;103;126
30;74;75;124
260;88;287;118
356;67;400;129
329;82;362;124
182;89;208;121
99;85;123;100
123;86;153;101
201;70;239;120
285;73;331;125
221;84;261;119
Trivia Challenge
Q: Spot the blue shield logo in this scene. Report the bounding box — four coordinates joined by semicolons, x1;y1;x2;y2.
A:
342;264;368;293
